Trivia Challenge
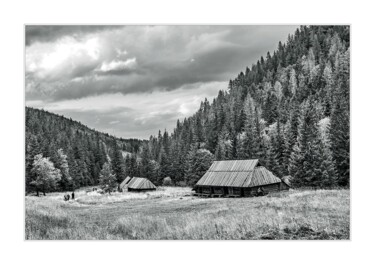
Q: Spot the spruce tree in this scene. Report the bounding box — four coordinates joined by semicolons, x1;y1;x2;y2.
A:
185;148;214;186
99;162;117;194
330;94;350;186
55;148;72;191
269;120;287;177
111;138;126;183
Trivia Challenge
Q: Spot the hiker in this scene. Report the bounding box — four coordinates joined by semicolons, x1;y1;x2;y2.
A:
71;192;75;200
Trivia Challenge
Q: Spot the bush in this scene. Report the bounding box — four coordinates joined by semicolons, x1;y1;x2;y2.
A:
162;177;172;186
176;181;188;187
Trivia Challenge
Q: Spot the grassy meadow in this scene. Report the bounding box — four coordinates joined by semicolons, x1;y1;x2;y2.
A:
25;187;350;240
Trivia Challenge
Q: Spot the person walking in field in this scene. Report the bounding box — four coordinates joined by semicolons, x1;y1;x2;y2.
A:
71;191;75;200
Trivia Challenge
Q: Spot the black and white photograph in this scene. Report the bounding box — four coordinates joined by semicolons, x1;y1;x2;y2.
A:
24;24;350;240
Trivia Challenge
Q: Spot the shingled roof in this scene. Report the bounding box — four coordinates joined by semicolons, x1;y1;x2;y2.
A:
196;160;282;188
127;177;156;190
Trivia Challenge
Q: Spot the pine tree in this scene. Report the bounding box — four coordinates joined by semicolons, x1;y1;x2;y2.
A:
289;101;312;187
140;143;157;182
239;94;255;158
288;68;298;96
318;133;337;188
99;162;117;193
158;147;171;185
55;149;72;191
322;63;334;115
111;138;126;183
185;148;214;186
330;95;350;186
25;135;40;193
284;100;300;169
269;120;287;177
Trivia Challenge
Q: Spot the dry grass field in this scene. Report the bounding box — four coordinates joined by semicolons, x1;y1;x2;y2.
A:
25;187;350;240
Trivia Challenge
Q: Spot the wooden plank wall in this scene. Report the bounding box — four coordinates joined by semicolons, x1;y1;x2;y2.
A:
202;187;211;194
213;187;225;194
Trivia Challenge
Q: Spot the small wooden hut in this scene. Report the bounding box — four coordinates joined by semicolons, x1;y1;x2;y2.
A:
127;177;156;192
195;159;290;197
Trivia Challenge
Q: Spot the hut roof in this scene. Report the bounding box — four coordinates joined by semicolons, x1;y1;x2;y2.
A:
119;176;132;189
207;159;259;172
127;177;156;190
196;159;281;188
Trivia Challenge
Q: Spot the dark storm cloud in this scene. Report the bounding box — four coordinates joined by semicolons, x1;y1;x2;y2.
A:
25;25;124;46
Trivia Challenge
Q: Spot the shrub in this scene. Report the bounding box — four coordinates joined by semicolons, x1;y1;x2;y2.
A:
176;181;188;187
162;177;172;186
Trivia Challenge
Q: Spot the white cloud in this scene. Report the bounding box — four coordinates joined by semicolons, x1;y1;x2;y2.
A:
99;58;137;72
26;36;101;80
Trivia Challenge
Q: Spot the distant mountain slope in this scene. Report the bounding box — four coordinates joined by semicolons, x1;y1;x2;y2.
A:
25;107;145;191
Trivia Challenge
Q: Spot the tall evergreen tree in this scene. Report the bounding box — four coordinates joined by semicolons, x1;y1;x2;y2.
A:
55;149;72;191
330;94;350;186
111;138;126;183
99;162;117;194
185;148;214;186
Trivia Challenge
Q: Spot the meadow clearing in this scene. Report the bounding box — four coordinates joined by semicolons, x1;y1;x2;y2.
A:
25;187;350;240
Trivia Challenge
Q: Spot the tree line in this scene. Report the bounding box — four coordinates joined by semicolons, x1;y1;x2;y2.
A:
25;107;145;193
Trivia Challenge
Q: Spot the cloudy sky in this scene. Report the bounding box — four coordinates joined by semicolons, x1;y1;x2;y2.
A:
25;25;297;139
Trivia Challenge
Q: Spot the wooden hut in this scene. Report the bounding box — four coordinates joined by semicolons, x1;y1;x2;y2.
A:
119;176;132;191
195;159;290;197
127;177;156;192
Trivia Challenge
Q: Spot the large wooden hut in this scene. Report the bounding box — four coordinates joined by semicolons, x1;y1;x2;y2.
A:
126;177;156;192
195;159;290;197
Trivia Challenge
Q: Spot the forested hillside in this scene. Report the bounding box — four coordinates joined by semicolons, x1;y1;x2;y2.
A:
25;107;145;192
25;25;350;193
138;25;350;187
